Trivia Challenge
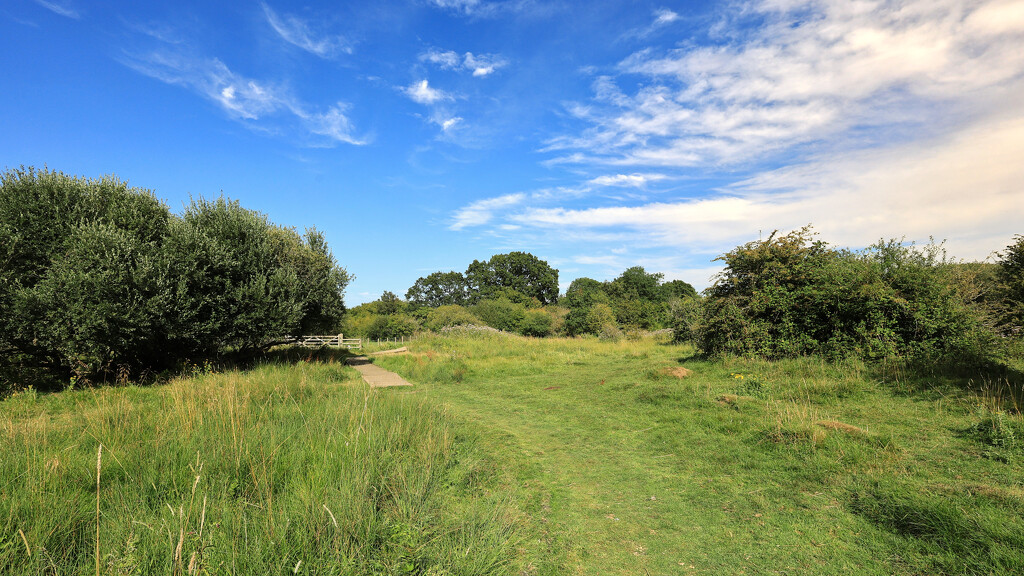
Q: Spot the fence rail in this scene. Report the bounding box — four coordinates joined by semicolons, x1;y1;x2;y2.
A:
286;334;362;350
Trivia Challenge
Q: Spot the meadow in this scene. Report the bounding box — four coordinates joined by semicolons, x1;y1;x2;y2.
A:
3;333;1023;575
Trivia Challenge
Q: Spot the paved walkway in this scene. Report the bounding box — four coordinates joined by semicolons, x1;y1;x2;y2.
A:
345;356;412;388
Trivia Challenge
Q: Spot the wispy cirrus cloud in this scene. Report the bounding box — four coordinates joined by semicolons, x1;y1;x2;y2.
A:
450;193;526;230
260;2;351;58
33;0;80;19
549;0;1024;168
425;0;539;18
421;48;509;77
122;50;364;145
521;107;1024;260
586;173;666;188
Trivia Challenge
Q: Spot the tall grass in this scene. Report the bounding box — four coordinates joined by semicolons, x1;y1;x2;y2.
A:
0;359;528;575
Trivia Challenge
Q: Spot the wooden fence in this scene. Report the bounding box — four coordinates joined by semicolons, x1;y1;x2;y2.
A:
287;334;362;350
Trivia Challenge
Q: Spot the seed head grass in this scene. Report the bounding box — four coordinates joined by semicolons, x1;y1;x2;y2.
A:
0;358;533;575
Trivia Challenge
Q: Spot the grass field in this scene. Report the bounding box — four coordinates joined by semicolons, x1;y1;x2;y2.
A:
3;334;1024;575
370;332;1024;575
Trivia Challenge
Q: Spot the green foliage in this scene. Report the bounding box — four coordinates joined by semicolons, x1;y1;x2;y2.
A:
465;252;559;305
693;226;993;362
377;290;404;315
519;309;553;337
424;305;481;332
471;298;527;333
0;167;349;389
587;303;618;336
366;314;420;340
32;222;166;380
407;271;468;307
561;278;610;336
997;235;1024;333
662;279;698;300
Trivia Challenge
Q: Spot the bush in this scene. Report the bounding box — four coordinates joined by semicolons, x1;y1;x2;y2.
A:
0;167;350;388
471;298;526;332
519;309;553;337
424;305;481;332
366;314;420;340
693;227;993;362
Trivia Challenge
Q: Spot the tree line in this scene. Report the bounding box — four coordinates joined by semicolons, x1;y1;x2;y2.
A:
0;167;349;391
345;254;696;340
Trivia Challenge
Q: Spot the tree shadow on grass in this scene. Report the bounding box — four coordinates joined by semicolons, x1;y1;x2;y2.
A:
870;355;1024;413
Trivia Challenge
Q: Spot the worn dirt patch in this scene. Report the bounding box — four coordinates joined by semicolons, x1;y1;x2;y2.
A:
665;366;693;379
715;393;756;407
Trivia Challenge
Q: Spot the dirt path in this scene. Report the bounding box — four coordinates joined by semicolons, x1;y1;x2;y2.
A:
345;356;413;388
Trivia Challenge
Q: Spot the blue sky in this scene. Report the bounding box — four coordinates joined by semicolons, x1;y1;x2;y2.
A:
4;0;1023;305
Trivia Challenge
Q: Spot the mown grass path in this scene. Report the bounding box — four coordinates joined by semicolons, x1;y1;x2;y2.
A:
371;334;1024;576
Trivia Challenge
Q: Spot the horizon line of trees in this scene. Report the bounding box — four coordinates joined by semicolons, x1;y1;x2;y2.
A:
1;167;350;392
345;255;698;340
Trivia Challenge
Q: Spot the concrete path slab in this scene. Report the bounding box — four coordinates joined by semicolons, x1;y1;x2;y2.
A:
345;356;412;388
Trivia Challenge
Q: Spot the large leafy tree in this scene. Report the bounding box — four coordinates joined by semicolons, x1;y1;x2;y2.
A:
465;252;559;305
406;271;468;307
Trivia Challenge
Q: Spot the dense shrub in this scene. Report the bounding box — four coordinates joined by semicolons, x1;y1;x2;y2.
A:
687;227;993;363
519;309;554;337
997;235;1024;333
471;298;526;332
0;167;349;389
424;305;481;331
366;314;420;340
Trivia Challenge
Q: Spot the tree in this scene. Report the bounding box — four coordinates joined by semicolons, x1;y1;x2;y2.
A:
377;291;403;315
562;277;610;336
605;266;664;302
604;267;675;330
406;271;468;307
465;252;559;304
662;279;698;300
996;235;1024;333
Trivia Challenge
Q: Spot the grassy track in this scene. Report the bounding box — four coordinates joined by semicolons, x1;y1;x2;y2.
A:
3;335;1022;575
371;332;1024;575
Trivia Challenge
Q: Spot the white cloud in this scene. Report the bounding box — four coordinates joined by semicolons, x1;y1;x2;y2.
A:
304;103;366;145
450;193;526;230
122;51;363;145
261;2;351;58
652;8;679;26
429;0;481;11
421;49;461;69
586;173;666;188
404;79;452;105
420;48;508;76
464;52;507;76
518;108;1024;261
551;0;1024;168
440;117;463;132
33;0;79;19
